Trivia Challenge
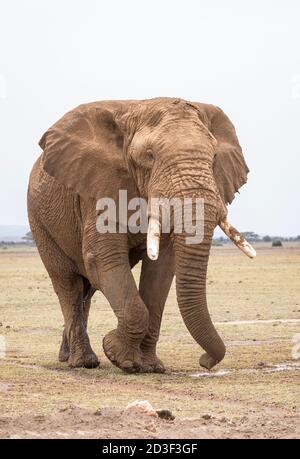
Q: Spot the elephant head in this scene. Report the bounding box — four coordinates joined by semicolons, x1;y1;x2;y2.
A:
41;97;255;369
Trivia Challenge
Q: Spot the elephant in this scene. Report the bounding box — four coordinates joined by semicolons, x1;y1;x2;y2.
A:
27;97;255;373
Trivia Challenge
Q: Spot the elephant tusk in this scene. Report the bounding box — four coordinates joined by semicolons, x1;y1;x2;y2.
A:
147;217;161;261
219;218;256;258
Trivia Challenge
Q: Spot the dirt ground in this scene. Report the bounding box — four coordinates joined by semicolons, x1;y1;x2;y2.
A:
0;242;299;439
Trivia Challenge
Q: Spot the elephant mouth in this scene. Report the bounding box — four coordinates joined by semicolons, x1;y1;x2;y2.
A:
147;214;256;260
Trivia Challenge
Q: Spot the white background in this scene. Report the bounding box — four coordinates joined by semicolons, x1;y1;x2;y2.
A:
0;0;299;236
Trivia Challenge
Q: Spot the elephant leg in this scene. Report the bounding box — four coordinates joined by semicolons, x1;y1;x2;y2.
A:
58;328;70;362
30;222;98;369
58;280;95;362
53;274;99;368
139;242;175;373
99;263;149;373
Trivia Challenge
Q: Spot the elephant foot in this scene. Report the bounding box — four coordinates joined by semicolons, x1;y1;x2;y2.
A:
58;331;70;362
68;347;99;369
103;329;143;374
141;352;166;373
142;356;166;373
59;347;70;362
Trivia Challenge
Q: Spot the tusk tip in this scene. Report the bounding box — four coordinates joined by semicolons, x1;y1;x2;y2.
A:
219;219;256;259
147;216;161;261
243;243;256;259
147;249;158;261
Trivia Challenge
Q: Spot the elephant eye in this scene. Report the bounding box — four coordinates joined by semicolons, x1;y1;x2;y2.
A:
146;149;155;162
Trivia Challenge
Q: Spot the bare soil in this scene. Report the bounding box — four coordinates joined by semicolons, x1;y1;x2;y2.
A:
0;243;299;438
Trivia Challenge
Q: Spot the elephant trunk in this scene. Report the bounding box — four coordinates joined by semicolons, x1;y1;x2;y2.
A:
147;187;225;369
173;206;226;370
146;157;255;369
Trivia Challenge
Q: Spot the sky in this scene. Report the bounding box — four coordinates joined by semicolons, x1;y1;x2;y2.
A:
0;0;299;236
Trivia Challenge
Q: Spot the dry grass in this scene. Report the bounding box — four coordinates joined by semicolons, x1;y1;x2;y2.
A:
0;242;299;438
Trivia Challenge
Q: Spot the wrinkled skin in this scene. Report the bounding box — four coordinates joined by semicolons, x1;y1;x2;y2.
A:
27;97;249;373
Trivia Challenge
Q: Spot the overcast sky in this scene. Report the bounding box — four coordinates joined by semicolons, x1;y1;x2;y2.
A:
0;0;299;236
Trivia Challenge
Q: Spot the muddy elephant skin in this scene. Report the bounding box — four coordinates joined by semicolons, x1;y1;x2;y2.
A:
27;97;250;373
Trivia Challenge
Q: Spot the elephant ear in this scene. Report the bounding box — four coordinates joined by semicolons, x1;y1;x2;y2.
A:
40;104;131;200
194;103;249;205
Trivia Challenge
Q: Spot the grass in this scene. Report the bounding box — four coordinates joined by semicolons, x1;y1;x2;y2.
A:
0;242;299;435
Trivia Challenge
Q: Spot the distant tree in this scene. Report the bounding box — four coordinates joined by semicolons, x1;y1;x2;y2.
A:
22;231;35;244
212;239;223;246
263;235;272;242
272;239;282;247
241;231;261;242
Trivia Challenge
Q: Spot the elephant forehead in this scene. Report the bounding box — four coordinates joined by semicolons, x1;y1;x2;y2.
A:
133;122;215;156
131;128;153;148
